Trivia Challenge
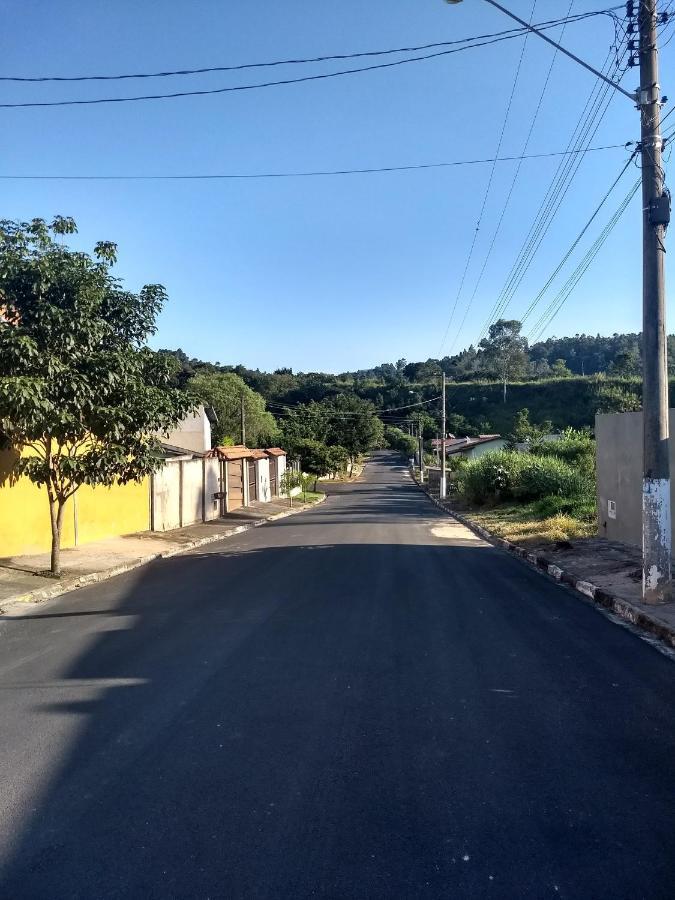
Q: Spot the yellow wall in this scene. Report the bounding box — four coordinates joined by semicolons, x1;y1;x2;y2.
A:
0;451;149;558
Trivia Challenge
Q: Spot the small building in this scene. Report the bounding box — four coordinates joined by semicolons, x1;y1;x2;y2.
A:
161;405;218;454
266;448;287;498
433;434;505;461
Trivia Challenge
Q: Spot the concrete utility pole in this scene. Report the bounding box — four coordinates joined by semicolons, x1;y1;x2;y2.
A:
440;372;447;500
418;416;425;483
639;0;671;602
240;395;246;446
445;0;672;602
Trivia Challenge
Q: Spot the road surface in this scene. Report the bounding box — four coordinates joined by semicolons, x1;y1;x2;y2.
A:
1;452;673;898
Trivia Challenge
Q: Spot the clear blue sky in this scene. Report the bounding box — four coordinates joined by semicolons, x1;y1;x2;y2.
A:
2;1;673;372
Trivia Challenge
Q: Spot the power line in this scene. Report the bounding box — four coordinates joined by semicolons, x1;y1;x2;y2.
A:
0;143;628;181
473;42;630;341
527;176;641;342
519;150;638;325
437;1;537;355
0;9;619;83
0;12;621;109
445;0;573;355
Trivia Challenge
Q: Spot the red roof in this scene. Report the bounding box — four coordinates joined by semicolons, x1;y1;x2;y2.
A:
208;445;255;461
266;447;286;457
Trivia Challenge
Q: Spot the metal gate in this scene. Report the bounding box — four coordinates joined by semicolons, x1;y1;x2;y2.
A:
247;459;257;503
227;459;244;510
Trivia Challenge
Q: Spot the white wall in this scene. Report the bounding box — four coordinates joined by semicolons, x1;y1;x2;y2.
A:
152;463;181;531
181;459;204;526
257;458;271;503
467;439;507;460
204;458;221;521
162;406;212;453
276;455;289;496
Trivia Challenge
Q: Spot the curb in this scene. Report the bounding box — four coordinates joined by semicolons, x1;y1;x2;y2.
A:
413;474;675;651
0;493;326;614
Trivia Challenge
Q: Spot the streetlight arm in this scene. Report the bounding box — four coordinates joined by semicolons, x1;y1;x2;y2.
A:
457;0;637;103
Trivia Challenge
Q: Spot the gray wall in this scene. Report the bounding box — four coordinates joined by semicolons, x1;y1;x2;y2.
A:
596;410;675;548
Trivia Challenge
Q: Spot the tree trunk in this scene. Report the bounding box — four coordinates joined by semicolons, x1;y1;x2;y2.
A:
49;497;66;576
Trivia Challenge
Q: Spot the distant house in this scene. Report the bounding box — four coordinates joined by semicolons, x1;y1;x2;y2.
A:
432;434;505;461
161;405;218;454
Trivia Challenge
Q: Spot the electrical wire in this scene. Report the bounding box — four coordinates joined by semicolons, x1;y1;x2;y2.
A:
437;1;537;356
527;176;641;341
519;150;638;325
0;144;627;181
0;9;620;83
472;42;631;342
445;0;573;355
0;13;622;108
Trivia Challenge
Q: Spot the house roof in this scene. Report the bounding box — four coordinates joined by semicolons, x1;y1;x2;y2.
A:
443;435;502;455
266;448;286;457
249;449;269;460
208;444;255;461
159;442;204;460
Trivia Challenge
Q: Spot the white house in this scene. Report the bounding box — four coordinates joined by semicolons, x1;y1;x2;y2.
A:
432;434;506;461
161;405;218;454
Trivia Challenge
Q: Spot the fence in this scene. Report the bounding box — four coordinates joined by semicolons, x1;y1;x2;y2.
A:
151;457;222;531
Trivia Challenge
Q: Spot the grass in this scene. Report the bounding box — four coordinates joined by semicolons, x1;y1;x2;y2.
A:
295;490;324;504
464;501;596;546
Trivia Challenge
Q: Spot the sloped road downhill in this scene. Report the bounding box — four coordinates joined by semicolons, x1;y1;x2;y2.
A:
0;452;673;898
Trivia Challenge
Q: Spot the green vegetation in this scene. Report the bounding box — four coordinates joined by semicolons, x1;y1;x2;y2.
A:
456;430;597;546
0;217;191;574
187;371;279;447
385;425;417;458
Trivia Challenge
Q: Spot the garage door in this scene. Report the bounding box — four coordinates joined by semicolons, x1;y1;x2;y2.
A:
228;459;244;511
248;460;257;503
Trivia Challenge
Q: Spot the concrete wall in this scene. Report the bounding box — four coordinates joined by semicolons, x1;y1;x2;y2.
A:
152;463;182;531
257;458;271;503
181;459;204;527
0;450;149;558
204;458;221;521
595;410;675;548
162;406;212;454
466;439;507;460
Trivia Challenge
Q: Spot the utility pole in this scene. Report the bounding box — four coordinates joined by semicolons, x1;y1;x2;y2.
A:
444;0;672;603
440;372;447;500
639;0;671;602
240;395;246;446
418;416;425;483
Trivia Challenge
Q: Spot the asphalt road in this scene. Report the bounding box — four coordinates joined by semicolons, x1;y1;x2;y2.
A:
1;452;674;899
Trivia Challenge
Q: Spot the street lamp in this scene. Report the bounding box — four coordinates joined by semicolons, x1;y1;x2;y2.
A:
444;0;671;603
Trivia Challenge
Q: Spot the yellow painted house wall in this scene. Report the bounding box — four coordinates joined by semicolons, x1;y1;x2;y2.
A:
0;451;150;558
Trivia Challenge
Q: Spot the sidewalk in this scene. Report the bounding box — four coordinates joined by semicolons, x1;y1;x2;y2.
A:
418;475;675;651
0;495;323;611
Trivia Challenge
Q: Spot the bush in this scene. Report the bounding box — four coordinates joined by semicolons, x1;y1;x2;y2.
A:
532;494;596;522
385;425;417;459
531;428;595;476
458;449;592;505
513;455;591;502
458;451;528;504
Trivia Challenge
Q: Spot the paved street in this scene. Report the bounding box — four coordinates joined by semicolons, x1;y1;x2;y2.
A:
1;452;673;898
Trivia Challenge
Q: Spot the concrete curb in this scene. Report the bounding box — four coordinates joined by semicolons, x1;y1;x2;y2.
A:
414;475;675;651
0;493;326;613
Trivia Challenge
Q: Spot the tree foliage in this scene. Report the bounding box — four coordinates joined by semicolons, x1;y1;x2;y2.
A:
187;372;279;447
0;217;192;573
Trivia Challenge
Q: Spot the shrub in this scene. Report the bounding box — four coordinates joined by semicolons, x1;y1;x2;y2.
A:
513;455;591;502
531;428;595;476
531;494;596;522
458;451;527;504
458;449;592;505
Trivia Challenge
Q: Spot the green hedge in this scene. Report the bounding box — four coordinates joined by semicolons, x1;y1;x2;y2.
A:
458;450;593;505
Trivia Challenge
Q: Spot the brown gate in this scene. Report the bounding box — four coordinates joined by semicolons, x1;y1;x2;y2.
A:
269;457;278;497
247;459;257;503
227;459;244;510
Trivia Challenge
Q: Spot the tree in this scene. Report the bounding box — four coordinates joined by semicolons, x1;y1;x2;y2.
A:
507;408;552;446
322;394;384;464
0;216;192;575
478;319;529;401
385;425;418;458
292;439;334;488
188;372;279;447
550;358;572;378
608;349;640;377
